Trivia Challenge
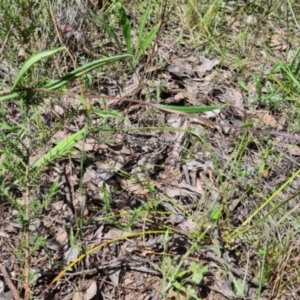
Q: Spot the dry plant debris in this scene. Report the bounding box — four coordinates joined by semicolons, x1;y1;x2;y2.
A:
1;1;300;300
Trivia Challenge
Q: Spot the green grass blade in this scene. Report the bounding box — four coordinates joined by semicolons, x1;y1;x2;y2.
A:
89;10;122;51
44;54;131;90
235;166;300;234
13;47;65;90
116;1;132;53
158;104;225;114
136;22;160;62
233;279;244;295
0;91;20;102
31;126;87;170
269;62;282;74
289;48;300;72
282;64;300;91
138;0;151;43
92;107;124;119
0;121;20;131
0;54;130;102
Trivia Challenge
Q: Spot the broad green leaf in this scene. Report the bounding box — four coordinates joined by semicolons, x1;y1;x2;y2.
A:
31;126;87;170
116;1;131;53
13;47;65;90
89;10;122;51
190;264;206;284
158;104;225;114
44;54;131;90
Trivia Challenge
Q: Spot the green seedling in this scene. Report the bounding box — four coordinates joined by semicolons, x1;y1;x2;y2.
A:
116;0;160;67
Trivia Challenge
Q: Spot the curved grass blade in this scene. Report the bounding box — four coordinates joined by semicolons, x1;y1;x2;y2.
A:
44;54;131;90
135;0;159;63
0;55;131;102
157;104;225;114
13;47;65;90
48;230;168;288
136;22;160;63
233;166;300;238
31;126;87;170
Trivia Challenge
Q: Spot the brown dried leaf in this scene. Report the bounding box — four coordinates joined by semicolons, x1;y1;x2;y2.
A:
109;270;120;285
64;246;80;265
53;104;65;116
60;94;82;109
222;87;244;114
194;56;220;76
0;231;9;238
211;270;235;299
255;110;277;128
118;178;149;195
75;138;106;151
51;200;64;211
83;280;97;300
56;227;68;246
168;56;219;78
177;219;196;234
167;290;186;300
103;228;126;240
174;92;186;102
90;225;104;245
270;33;287;51
72;191;86;212
72;291;84;300
168;57;193;77
277;143;300;156
51;130;67;144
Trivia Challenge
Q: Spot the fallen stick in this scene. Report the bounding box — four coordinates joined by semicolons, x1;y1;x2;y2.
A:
0;264;21;300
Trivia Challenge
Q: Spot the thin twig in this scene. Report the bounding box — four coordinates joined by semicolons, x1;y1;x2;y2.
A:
0;264;21;300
